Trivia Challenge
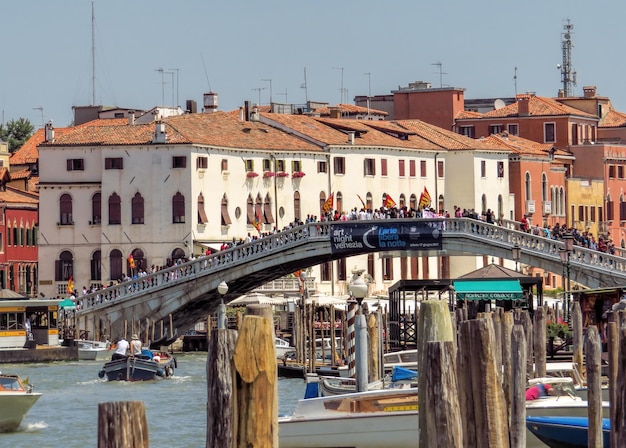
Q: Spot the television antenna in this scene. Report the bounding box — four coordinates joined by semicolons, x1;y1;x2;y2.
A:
277;88;288;104
364;72;372;117
261;79;273;104
333;66;344;103
33;107;44;129
168;68;180;106
514;66;518;96
431;61;447;88
155;67;166;106
301;67;309;104
251;87;266;106
200;53;212;91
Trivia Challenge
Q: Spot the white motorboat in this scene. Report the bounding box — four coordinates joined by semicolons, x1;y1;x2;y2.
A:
279;388;418;448
275;337;295;359
383;349;418;371
0;373;42;432
77;339;111;361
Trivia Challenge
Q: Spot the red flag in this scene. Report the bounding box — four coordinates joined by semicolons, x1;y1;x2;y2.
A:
322;193;334;214
384;194;397;209
67;276;74;294
253;211;261;232
419;187;431;209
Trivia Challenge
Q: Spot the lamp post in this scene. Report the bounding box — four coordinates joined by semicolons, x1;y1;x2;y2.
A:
559;233;574;323
511;244;521;272
217;281;228;330
348;271;369;392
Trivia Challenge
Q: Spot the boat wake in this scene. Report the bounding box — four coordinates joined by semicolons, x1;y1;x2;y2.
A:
22;421;48;432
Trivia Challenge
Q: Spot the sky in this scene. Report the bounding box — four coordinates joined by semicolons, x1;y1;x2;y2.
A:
2;0;626;128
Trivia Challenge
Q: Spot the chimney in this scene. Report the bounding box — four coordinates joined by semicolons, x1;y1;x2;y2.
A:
583;86;597;98
128;110;135;126
203;92;218;113
348;131;355;144
44;121;54;143
186;100;197;114
329;107;341;119
152;121;167;144
250;106;259;122
239;107;245;121
244;101;251;121
517;94;530;117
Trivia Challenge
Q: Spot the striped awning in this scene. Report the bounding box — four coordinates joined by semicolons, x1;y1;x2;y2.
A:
453;279;523;300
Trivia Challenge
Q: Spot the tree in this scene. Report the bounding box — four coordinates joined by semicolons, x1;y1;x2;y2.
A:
0;118;35;153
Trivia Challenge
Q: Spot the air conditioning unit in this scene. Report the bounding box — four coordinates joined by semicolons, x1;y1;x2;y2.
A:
526;200;536;214
543;201;552;214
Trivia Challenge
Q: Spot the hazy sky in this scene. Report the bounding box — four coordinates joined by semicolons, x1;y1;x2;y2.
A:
2;0;624;128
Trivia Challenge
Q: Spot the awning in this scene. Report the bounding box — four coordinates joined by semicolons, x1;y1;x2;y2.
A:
453;279;523;301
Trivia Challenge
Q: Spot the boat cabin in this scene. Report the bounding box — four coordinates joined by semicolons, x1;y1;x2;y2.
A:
0;299;61;348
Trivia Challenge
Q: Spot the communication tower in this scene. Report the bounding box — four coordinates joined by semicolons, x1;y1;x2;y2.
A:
559;20;577;97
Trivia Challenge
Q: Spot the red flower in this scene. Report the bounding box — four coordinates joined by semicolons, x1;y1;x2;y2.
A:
292;171;306;178
246;172;259;178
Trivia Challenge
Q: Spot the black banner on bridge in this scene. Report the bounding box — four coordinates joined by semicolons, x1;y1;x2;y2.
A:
329;221;443;255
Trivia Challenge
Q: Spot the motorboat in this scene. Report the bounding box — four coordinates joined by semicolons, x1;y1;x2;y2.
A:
275;337;295;359
77;339;111;361
383;349;417;372
278;387;418;448
0;373;42;432
526;416;610;448
317;366;418;397
98;351;177;381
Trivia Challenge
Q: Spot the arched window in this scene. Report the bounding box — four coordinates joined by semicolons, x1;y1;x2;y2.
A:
131;192;144;224
542;173;548;202
91;250;101;281
336;191;343;214
399;194;406;209
171;248;186;264
550;186;556;216
130;248;145;273
110;249;123;281
255;193;263;224
525;172;532;202
498;195;503;222
108;193;121;225
246;194;254;225
264;193;274;224
92;192;101;224
221;194;232;225
438;194;444;214
172;192;185;223
409;194;417;210
481;194;487;213
319;191;327;216
293;191;301;221
197;193;208;224
55;251;73;282
366;192;373;210
60;193;73;225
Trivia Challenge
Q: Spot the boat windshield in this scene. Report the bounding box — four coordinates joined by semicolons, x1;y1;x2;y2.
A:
529;377;577;398
0;375;25;391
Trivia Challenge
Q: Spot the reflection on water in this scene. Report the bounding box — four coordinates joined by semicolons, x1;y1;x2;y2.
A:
0;353;305;447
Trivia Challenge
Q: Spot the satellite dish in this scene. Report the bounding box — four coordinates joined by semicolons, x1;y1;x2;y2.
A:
494;99;506;110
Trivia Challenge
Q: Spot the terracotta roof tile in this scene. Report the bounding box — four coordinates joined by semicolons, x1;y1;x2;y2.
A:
599;109;626;128
480;133;567;157
478;95;597;119
0;186;39;204
9;170;31;180
10;127;72;165
396;120;505;151
315;103;388;116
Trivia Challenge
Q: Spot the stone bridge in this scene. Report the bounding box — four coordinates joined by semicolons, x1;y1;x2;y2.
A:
73;218;626;340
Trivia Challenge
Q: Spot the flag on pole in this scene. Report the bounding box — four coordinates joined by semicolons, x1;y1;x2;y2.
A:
357;194;366;207
252;210;261;232
418;187;432;209
67;276;74;294
322;193;334;214
384;193;397;209
128;254;136;269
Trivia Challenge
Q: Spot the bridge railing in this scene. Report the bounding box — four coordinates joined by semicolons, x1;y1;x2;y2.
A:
75;218;626;315
75;222;333;315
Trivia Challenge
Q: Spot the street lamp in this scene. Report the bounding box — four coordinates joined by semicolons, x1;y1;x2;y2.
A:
348;271;368;392
217;281;228;330
511;244;521;272
559;233;574;323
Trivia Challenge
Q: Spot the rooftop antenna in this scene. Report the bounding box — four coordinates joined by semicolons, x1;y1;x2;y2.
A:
277;88;288;104
251;87;266;106
168;68;180;106
91;1;96;105
200;53;212;91
364;72;372;118
33;107;44;129
514;66;518;96
155;67;166;106
301;67;309;103
262;79;273;104
558;19;577;97
431;61;447;88
333;66;344;104
166;70;175;106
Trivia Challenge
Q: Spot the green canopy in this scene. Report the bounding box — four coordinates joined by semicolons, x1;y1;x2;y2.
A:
58;298;77;309
454;279;523;301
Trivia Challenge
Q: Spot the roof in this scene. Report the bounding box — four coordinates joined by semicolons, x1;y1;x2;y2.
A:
481;133;568;158
459;263;529;280
315;103;388;116
599;109;626;128
10;127;72;165
0;185;39;204
396;120;507;152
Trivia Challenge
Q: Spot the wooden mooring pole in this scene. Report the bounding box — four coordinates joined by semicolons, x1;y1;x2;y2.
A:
98;401;149;448
585;325;603;447
510;325;526;448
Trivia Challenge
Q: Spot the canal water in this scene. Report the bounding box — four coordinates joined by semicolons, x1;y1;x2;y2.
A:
0;352;305;448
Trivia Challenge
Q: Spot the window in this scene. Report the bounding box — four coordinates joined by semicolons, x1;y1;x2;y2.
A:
333;157;345;175
276;159;285;172
110;249;122;281
105;158;124;169
525;172;532;202
221;194;232;225
481;161;486;178
337;258;347;281
382;258;393;280
544;123;556;143
507;124;519;136
619;165;624;179
198;193;208;224
131;192;144;224
381;159;388;176
221;159;228;171
459;126;475;138
489;124;503;134
66;159;84;171
245;159;254;172
497;162;504;178
609;165;616;179
398;160;405;177
321;262;331;282
364;158;376;176
317;161;327;173
437;161;444;178
367;254;375;280
263;194;274;224
92;192;101;224
409;160;416;177
246;194;254;225
91;250;101;281
542;173;548;202
59;193;73;225
55;251;73;282
291;160;302;172
108;193;121;225
293;191;301;221
172;156;187;169
172;192;185;223
196;156;208;169
262;159;271;172
420;160;427;177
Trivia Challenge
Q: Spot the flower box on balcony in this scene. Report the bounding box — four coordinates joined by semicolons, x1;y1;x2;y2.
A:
246;172;259;178
292;171;306;178
263;171;275;178
276;172;290;178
